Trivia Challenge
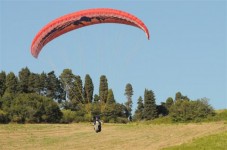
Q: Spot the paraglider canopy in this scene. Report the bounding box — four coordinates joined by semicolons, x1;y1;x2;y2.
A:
31;8;150;58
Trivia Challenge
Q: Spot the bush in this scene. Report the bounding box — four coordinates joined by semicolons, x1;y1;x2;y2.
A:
170;98;214;122
0;110;9;123
61;109;77;123
205;109;227;122
216;110;227;121
116;117;128;124
2;93;62;123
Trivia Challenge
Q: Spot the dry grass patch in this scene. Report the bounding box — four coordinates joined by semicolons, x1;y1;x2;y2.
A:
0;122;226;150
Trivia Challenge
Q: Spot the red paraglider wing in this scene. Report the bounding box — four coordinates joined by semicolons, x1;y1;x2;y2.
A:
31;8;150;58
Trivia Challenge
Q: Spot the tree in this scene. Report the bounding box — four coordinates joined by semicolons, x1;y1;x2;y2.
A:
157;102;168;117
93;94;99;103
0;71;6;97
83;74;94;104
59;69;75;100
107;89;115;104
175;92;189;101
39;72;47;96
5;72;18;94
18;67;30;93
143;89;157;120
165;97;174;111
124;83;133;117
102;89;116;122
134;96;144;120
0;109;9;123
46;71;65;102
99;75;108;103
28;73;41;94
170;98;214;122
4;93;62;123
175;92;182;101
70;75;83;104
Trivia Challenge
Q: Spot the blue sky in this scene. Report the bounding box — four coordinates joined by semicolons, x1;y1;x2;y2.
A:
0;0;226;110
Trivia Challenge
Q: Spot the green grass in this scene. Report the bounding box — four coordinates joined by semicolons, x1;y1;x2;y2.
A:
203;109;227;123
135;116;173;125
163;131;227;150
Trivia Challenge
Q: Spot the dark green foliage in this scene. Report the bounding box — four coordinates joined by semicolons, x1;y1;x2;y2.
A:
102;103;117;123
28;73;41;94
0;109;9;123
1;93;62;123
18;67;30;93
70;75;83;104
102;89;117;122
61;109;77;123
99;75;108;103
83;74;94;104
93;94;100;103
0;67;218;124
46;71;65;102
165;97;174;110
91;102;101;117
0;71;6;97
175;92;182;101
143;89;157;120
157;102;168;117
107;89;115;104
124;83;133;117
175;92;189;101
39;72;48;96
170;98;214;122
102;103;127;123
114;103;127;118
72;103;88;122
134;96;144;120
0;93;15;110
5;72;18;94
59;69;75;100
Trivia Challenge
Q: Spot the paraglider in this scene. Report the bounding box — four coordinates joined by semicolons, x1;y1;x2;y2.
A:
93;115;101;133
31;8;150;58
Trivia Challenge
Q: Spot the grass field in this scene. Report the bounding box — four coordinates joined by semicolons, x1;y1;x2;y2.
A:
0;122;226;150
163;130;227;150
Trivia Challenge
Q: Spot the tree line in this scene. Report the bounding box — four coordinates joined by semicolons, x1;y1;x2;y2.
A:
0;67;215;124
134;91;215;122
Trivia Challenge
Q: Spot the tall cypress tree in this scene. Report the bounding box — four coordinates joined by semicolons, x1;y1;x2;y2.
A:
18;67;30;93
99;75;108;103
70;75;83;104
107;89;115;104
143;89;157;120
0;71;6;97
103;89;116;121
83;74;94;104
134;96;144;120
124;83;133;117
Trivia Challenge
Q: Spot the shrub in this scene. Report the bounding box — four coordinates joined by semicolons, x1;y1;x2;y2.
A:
2;93;62;123
0;110;9;123
61;109;77;123
170;98;214;122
